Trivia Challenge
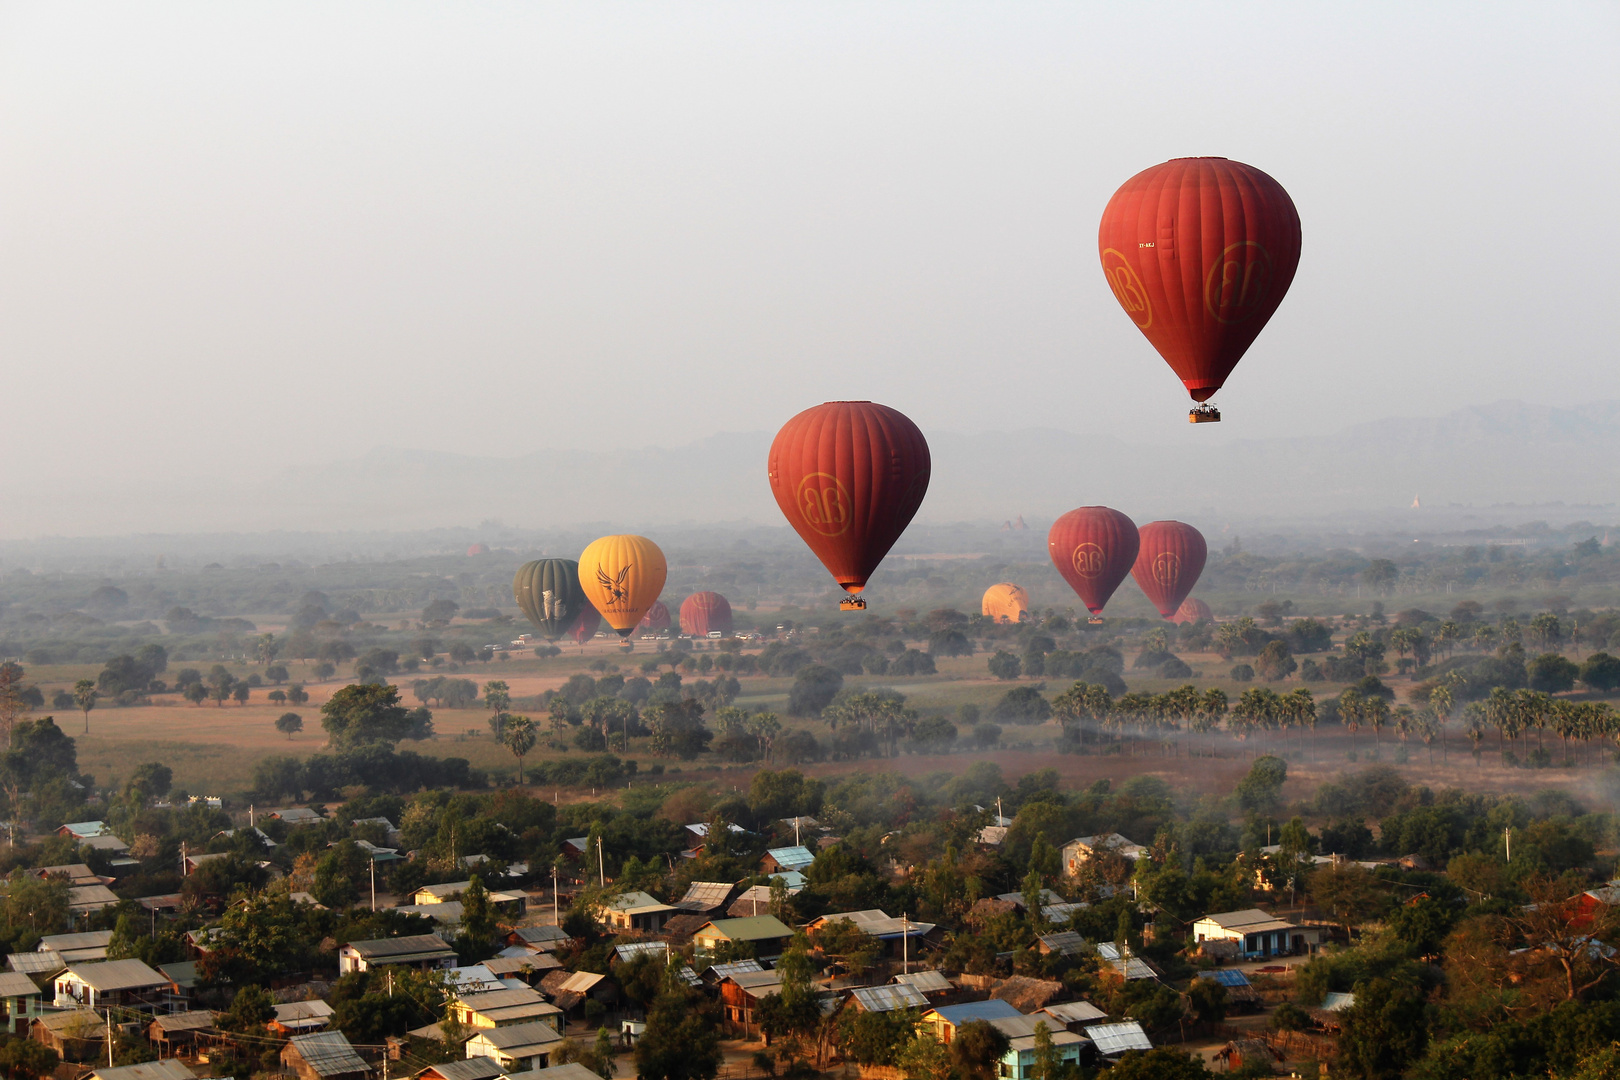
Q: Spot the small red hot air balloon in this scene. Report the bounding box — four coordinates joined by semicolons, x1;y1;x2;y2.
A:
636;600;671;638
1098;157;1301;422
1133;521;1208;618
1048;507;1139;616
680;591;733;637
568;604;602;645
768;401;930;610
1170;596;1214;625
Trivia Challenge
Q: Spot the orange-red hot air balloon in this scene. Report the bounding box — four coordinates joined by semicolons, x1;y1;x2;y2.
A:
1170;596;1214;625
1133;521;1208;618
768;401;930;608
1048;507;1139;615
637;600;671;638
1098;158;1301;419
680;591;733;637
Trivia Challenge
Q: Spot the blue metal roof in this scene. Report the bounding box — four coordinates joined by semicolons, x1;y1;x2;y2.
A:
931;999;1023;1024
1197;969;1252;987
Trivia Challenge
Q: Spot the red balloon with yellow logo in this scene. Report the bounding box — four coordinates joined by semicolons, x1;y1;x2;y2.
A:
1047;507;1139;615
768;401;930;599
1132;520;1208;618
1098;157;1301;408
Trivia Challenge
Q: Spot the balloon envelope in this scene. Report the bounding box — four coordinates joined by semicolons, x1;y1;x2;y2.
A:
636;600;671;637
1133;521;1209;618
1170;596;1214;625
513;559;589;641
768;401;930;596
680;591;733;637
1048;507;1139;615
982;583;1030;624
578;535;668;637
1098;157;1301;402
568;604;602;644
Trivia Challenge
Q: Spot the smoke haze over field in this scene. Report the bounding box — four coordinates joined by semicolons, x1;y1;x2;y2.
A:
2;400;1620;542
3;2;1618;534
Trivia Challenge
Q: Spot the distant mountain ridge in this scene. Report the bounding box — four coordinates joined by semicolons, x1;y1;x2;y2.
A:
4;400;1617;538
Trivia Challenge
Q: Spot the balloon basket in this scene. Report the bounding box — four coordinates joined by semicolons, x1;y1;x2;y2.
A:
1188;404;1221;423
839;598;868;611
1087;616;1104;625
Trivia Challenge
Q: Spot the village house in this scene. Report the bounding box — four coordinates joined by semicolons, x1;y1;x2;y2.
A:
464;1018;567;1072
671;881;735;916
38;930;113;963
761;846;815;875
921;999;1024;1044
147;1010;216;1054
845;983;928;1014
0;970;43;1032
269;807;326;826
597;890;677;932
338;934;457;974
410;880;527;915
1036;1001;1108;1033
987;1013;1089;1080
540;969;613;1016
1191;909;1323;959
508;925;573;953
54;959;170;1011
414;1060;507;1080
893;969;956;1004
718;969;783;1033
450;985;563;1030
271;999;336;1036
86;1060;197;1080
693;915;795;960
29;1008;106;1062
1060;834;1144;877
281;1030;372;1080
1084;1021;1153;1060
806;909;936;958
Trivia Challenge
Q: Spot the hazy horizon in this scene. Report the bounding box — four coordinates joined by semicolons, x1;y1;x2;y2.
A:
4;3;1618;537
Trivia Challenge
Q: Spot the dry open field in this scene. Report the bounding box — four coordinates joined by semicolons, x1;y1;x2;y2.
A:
24;640;1618;807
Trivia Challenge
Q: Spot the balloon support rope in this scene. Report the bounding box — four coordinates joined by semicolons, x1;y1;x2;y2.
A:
1189;403;1221;423
839;598;868;611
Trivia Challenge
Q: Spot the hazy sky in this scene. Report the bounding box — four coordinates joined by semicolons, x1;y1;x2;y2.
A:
3;3;1618;533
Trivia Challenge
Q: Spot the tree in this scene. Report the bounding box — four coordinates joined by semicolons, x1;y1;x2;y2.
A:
1235;755;1287;816
286;683;310;706
1186;978;1226;1027
232;682;251;705
1027;1022;1064;1080
125;762;173;803
1254;639;1297;682
634;971;722;1080
1363;559;1399;595
789;665;844;716
1336;977;1428;1080
276;712;304;739
0;662;37;746
502;716;537;783
320;682;412;749
1528;653;1580;694
1107;1049;1210;1080
988;651;1022;680
949;1019;1011;1080
0;1036;58;1080
72;680;97;734
485;680;511;737
458;875;500;961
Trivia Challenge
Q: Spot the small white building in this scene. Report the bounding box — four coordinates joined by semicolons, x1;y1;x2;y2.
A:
464;1018;567;1072
54;959;171;1011
1191;909;1323;959
598;890;676;932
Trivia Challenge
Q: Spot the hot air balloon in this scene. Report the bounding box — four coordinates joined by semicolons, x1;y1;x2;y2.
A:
637;600;671;638
1170;596;1214;625
981;583;1030;625
513;559;589;641
1048;507;1139;618
1133;521;1208;618
568;604;602;645
768;401;930;610
680;591;733;637
578;535;668;637
1098;157;1301;422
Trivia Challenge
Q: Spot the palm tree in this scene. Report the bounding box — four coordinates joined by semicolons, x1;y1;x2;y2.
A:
502;715;537;784
1464;703;1487;766
1364;694;1390;745
1338;688;1365;744
73;680;98;734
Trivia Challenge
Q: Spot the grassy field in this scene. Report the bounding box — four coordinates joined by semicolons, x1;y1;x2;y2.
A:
21;634;1618;809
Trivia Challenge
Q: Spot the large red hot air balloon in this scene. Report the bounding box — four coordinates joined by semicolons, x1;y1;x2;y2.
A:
1048;507;1139;616
768;401;930;609
636;600;671;638
1133;521;1208;618
1098;157;1301;421
1170;596;1214;625
680;591;733;637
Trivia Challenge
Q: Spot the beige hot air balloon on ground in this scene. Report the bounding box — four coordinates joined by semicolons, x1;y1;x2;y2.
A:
578;535;668;638
982;582;1031;624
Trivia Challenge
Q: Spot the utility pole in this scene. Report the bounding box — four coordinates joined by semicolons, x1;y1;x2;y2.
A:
1505;826;1512;863
901;913;909;975
553;864;560;926
370;857;376;912
106;1008;114;1068
794;818;801;847
180;841;187;877
598;837;606;887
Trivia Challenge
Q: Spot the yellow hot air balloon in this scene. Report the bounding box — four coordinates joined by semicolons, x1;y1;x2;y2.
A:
982;582;1030;624
578;535;668;638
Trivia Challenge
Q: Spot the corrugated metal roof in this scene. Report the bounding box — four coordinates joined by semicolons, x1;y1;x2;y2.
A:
614;941;669;962
1320;992;1356;1012
346;933;453;958
557;970;606;993
707;959;765;980
1037;932;1087;956
287;1030;370;1076
764;846;815;871
151;1010;216;1032
87;1059;196;1080
1040;1001;1107;1024
0;971;40;997
8;950;63;974
40;931;114;951
676;881;734;909
1084;1022;1152;1056
63;959;167;991
1198;969;1252;988
700;915;794;942
929;1000;1023;1025
894;970;951;993
476;1019;567;1050
850;984;928;1012
421;1059;506;1080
